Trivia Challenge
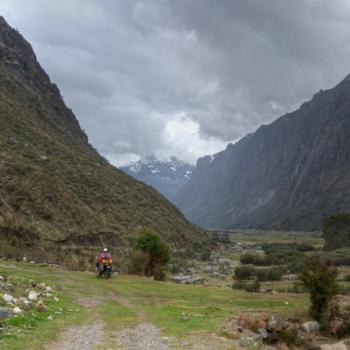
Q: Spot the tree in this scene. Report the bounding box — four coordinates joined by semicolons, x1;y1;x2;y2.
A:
322;213;350;250
135;228;170;280
300;256;338;325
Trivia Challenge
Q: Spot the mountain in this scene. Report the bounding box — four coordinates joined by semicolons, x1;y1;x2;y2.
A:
121;155;194;201
175;76;350;231
0;17;205;264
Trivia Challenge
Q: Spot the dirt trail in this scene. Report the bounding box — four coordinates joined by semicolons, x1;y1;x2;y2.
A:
45;320;105;350
116;323;174;350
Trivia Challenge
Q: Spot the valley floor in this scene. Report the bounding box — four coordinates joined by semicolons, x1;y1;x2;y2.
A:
0;260;308;350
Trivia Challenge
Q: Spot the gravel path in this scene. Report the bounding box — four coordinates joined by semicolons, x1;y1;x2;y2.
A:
45;320;105;350
116;323;174;350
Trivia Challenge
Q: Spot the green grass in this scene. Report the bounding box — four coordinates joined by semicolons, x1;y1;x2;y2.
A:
0;261;309;348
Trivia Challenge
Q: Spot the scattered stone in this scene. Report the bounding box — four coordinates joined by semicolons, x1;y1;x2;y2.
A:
13;307;22;315
36;300;48;312
301;320;320;334
45;286;53;292
28;291;39;301
268;315;278;329
3;294;14;304
47;316;53;321
22;257;27;263
0;309;9;320
170;275;207;285
330;319;343;335
258;328;268;339
319;339;350;350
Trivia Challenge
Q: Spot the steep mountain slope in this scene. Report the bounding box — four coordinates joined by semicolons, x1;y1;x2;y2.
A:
121;155;194;201
0;17;204;262
175;76;350;231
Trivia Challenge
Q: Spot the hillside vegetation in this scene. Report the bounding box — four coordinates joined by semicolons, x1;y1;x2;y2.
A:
0;16;205;263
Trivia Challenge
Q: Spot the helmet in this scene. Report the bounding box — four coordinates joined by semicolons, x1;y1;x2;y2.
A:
103;248;108;252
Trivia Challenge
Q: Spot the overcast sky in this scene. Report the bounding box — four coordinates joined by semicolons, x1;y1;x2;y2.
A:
2;0;350;165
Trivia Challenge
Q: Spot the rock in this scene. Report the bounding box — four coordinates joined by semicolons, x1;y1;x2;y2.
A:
13;307;22;314
170;275;207;285
22;257;27;263
0;309;9;319
258;328;268;339
0;275;5;281
36;300;48;312
301;320;320;334
37;282;46;290
185;277;207;285
170;275;192;283
54;296;59;302
28;291;39;301
45;286;53;292
330;319;343;335
267;315;278;329
47;316;53;321
319;340;349;350
3;294;14;303
239;335;257;347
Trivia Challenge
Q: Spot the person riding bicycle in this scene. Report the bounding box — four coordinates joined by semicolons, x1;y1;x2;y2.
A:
97;248;112;277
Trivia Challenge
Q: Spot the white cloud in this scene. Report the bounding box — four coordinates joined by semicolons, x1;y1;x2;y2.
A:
2;0;350;165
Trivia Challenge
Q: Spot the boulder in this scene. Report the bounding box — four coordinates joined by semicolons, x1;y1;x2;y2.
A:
319;340;350;350
258;328;268;339
301;321;320;334
13;307;22;315
3;294;14;304
28;291;39;301
185;277;207;285
330;319;343;335
0;309;9;319
170;275;192;283
36;300;48;312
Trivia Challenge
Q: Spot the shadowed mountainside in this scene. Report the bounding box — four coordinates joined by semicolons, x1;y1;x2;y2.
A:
175;75;350;231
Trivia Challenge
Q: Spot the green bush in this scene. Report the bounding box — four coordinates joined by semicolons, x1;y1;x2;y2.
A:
300;256;339;324
256;267;285;281
134;227;171;280
245;278;260;293
232;281;247;289
234;265;257;280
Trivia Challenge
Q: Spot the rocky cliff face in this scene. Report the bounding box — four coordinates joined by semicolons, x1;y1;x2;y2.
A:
0;17;204;263
175;76;350;231
121;155;194;202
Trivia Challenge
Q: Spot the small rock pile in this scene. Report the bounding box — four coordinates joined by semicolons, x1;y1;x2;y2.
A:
225;313;350;349
170;274;207;285
0;274;59;320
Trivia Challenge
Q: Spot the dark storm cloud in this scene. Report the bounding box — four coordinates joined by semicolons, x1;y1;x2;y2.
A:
2;0;350;164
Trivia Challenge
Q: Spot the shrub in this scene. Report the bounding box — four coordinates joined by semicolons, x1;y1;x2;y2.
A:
245;278;260;293
300;256;339;324
232;281;247;289
240;253;256;264
134;227;170;279
256;267;285;281
234;265;257;280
